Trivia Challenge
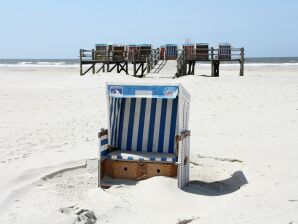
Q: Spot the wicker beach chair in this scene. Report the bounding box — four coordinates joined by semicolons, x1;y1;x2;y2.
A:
98;83;191;189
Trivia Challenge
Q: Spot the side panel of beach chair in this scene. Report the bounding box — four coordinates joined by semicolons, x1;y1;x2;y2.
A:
98;128;108;187
177;86;191;189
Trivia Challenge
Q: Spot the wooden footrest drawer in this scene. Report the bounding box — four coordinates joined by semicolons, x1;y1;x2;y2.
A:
103;160;177;180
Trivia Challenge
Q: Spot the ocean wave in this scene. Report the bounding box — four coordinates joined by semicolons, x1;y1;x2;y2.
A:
1;61;298;68
0;63;79;67
36;61;66;65
196;63;298;67
17;62;34;65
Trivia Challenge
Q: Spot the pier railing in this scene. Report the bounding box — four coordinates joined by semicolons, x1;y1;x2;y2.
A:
80;49;156;63
146;49;160;73
183;47;244;61
176;47;245;77
176;49;187;77
80;48;162;77
80;49;127;62
80;47;244;77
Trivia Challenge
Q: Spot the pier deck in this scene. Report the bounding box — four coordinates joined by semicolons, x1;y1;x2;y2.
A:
79;49;160;77
176;47;245;77
79;46;245;78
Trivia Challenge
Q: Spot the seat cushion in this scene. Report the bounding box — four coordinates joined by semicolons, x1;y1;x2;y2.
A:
107;150;177;163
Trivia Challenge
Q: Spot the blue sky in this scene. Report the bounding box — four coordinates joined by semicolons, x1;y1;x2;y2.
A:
0;0;298;58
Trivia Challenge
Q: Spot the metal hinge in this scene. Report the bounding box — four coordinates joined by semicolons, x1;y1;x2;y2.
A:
175;130;191;154
176;130;191;142
108;145;118;153
98;128;108;138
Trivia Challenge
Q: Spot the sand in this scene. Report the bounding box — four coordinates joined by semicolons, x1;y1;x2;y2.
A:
0;62;298;223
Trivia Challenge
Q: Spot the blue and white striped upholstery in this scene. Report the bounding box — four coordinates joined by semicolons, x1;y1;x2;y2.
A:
108;151;177;163
109;97;178;154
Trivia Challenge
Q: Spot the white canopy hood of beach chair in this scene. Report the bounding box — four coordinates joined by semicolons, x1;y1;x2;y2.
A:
107;84;179;99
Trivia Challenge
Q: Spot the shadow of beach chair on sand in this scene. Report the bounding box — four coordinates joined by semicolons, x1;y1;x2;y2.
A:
98;83;191;189
183;170;248;196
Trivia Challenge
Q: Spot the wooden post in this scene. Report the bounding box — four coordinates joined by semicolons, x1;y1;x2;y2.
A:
126;62;128;75
151;53;154;69
191;62;195;75
187;62;191;75
141;63;144;77
132;50;136;77
211;47;214;77
240;47;244;76
176;56;180;77
80;49;83;76
133;62;136;77
107;49;110;73
132;49;135;63
183;51;187;76
146;57;150;73
92;50;95;74
92;64;95;74
214;61;220;77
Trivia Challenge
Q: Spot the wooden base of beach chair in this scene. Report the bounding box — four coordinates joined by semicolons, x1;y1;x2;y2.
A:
102;160;177;181
146;162;177;178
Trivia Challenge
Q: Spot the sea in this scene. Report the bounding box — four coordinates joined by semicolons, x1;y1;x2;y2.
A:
0;57;298;67
0;59;78;66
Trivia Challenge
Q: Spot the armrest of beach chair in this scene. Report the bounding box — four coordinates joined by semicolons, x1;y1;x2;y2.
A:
98;128;108;187
98;128;108;158
176;130;191;189
176;130;191;159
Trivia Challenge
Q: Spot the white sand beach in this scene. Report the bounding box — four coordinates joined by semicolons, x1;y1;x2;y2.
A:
0;62;298;223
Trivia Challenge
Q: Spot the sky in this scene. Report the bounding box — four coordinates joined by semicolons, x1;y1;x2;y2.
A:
0;0;298;58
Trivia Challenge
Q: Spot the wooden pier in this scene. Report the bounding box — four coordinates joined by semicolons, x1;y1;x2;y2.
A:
79;47;160;77
176;47;245;77
80;43;245;78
